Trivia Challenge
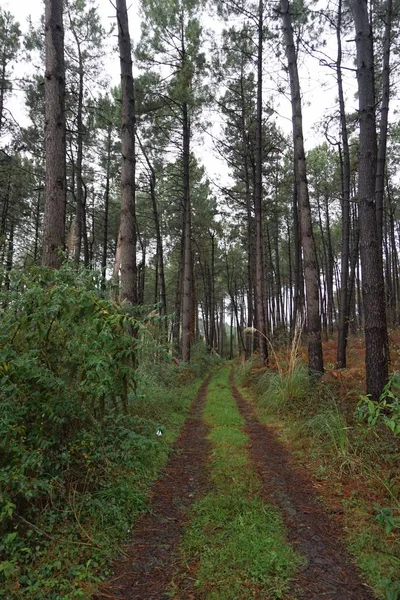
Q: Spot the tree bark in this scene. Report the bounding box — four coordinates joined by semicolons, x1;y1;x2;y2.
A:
101;125;111;287
115;0;137;304
254;0;268;363
337;0;352;367
138;134;167;318
281;0;323;373
375;0;392;250
181;99;192;362
349;0;388;399
42;0;66;268
69;11;85;266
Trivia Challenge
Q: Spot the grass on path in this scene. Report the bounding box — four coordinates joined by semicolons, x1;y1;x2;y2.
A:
171;365;301;600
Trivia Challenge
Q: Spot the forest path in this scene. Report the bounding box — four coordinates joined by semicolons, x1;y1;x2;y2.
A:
94;375;212;600
95;365;375;600
229;368;375;600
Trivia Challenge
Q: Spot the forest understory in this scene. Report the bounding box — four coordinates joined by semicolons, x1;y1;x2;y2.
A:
1;271;399;600
94;360;399;600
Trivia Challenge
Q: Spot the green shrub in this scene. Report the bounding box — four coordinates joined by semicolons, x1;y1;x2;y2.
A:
0;265;206;598
357;372;400;436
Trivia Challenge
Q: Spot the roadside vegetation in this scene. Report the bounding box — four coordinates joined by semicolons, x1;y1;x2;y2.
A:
236;335;400;600
171;365;302;600
0;265;218;599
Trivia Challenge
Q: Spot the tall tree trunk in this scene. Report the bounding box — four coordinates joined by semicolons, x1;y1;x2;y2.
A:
33;188;42;263
138;134;167;317
82;181;90;266
387;182;399;324
254;0;267;363
0;55;6;135
137;230;145;304
101;126;111;287
239;67;254;359
115;0;137;304
349;0;388;399
324;194;336;334
281;0;323;373
209;232;216;349
69;18;84;265
292;170;304;332
42;0;66;268
336;0;352;367
5;219;14;291
219;301;224;357
376;0;392;250
181;98;192;362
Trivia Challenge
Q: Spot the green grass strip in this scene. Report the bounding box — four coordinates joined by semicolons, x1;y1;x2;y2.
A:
173;364;302;600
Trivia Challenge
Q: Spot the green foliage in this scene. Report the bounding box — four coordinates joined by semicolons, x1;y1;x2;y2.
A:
240;360;400;600
349;526;400;600
374;506;400;535
257;363;310;413
0;265;205;598
357;373;400;435
235;356;260;387
305;404;357;473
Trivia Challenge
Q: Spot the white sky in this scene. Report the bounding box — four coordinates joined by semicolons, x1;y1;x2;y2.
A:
2;0;359;187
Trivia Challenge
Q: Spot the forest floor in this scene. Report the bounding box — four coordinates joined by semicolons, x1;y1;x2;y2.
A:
94;364;378;600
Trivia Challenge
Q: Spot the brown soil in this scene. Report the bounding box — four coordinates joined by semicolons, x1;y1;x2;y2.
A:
94;376;211;600
229;368;376;600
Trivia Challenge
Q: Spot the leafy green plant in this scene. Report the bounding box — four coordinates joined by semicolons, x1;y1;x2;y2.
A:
357;373;400;435
374;506;400;535
0;265;211;598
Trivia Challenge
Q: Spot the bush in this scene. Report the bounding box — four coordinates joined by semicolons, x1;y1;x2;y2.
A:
0;265;207;598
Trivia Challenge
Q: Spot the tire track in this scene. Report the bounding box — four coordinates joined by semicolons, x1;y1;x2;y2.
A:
229;367;375;600
94;375;211;600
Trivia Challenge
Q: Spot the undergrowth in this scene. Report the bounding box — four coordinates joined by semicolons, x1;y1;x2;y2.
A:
171;365;301;599
0;265;217;599
236;344;400;600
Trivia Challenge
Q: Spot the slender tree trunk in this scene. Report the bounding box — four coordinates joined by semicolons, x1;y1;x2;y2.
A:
239;68;254;359
102;126;111;287
82;181;89;266
42;0;66;268
281;0;323;373
254;0;267;363
387;182;399;324
336;0;352;367
115;0;137;304
173;228;184;353
0;173;11;255
292;171;304;331
138;134;167;317
287;218;293;332
72;44;84;264
229;309;234;359
349;0;388;399
5;219;14;290
33;188;42;263
324;194;336;334
0;56;7;135
376;0;392;250
181;100;192;361
137;231;145;305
